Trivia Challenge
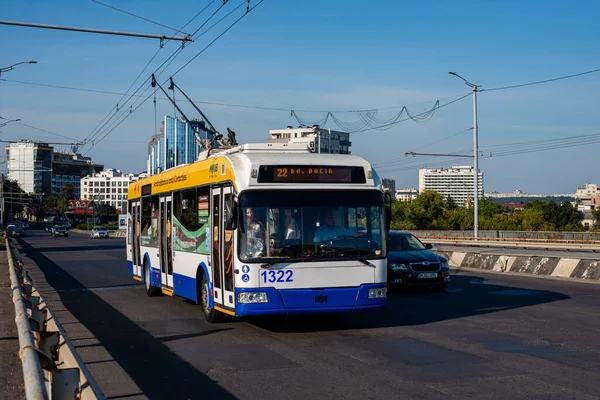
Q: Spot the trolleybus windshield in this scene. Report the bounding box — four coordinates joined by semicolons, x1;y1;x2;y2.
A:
238;190;385;263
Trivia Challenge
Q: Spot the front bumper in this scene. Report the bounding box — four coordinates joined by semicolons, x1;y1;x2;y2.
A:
234;283;387;317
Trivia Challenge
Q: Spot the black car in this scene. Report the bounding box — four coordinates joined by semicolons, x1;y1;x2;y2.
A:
53;226;68;237
387;231;450;291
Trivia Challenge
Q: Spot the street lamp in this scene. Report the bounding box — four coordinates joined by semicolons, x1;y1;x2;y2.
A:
449;71;481;239
0;117;22;128
0;60;37;74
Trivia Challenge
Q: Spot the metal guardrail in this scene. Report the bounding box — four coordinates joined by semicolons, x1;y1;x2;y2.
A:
6;238;106;400
409;230;600;244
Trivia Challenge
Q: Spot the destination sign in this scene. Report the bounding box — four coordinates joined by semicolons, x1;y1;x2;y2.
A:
257;165;366;184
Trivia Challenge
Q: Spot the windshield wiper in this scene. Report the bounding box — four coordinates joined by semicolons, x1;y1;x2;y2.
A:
259;256;291;268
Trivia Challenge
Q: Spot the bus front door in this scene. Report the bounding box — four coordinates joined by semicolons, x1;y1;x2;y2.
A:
159;195;174;292
210;186;235;315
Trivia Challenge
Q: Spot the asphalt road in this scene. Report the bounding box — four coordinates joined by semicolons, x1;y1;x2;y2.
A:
12;231;600;400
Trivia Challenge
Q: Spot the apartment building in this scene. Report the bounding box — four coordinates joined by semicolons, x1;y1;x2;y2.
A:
80;169;142;212
418;166;483;207
268;125;351;154
6;140;103;198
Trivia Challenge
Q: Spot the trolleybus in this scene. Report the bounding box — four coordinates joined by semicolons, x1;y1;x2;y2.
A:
126;143;390;322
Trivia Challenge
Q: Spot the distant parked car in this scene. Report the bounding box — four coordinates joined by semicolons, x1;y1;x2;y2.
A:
53;226;68;237
387;231;450;291
6;225;25;237
91;226;110;239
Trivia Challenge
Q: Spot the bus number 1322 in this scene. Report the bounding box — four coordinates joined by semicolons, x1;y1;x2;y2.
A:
261;270;294;283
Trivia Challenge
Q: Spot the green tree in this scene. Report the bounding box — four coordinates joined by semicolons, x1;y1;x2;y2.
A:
407;190;447;229
478;199;504;218
44;196;59;208
519;208;551;231
445;195;458;211
592;209;600;232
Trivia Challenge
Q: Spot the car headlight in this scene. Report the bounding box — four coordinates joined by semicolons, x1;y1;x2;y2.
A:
390;263;408;272
368;287;387;299
237;292;268;304
440;260;449;269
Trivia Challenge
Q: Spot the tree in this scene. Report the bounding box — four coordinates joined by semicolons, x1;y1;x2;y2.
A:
45;196;59;208
407;190;447;229
445;195;458;211
478;199;504;218
592;209;600;232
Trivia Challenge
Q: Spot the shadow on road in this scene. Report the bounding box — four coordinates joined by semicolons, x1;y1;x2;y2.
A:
15;238;237;400
248;273;571;333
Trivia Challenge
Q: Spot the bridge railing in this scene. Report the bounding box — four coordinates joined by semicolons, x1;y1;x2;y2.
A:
6;238;106;400
408;230;600;244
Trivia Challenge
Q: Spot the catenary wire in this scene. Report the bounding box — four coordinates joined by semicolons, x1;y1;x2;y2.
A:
481;67;600;92
85;1;259;152
91;0;189;34
81;1;218;149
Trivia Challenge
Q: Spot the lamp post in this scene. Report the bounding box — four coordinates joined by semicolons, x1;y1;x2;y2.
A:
0;60;37;74
449;71;480;239
0;117;22;128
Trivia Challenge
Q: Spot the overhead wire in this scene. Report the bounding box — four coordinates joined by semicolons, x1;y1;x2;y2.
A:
375;132;600;174
87;0;264;152
481;66;600;92
14;121;82;142
83;0;234;152
81;0;219;151
91;0;190;34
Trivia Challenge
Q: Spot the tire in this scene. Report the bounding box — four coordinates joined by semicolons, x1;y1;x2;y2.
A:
432;284;447;292
200;275;223;323
65;234;68;237
144;262;160;296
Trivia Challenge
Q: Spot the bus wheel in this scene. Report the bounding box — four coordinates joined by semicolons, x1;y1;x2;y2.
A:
144;263;160;296
201;275;222;323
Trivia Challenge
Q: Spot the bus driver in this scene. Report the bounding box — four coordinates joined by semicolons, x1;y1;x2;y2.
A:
313;210;354;243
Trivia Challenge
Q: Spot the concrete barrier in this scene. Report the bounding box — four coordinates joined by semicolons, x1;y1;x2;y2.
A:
435;249;600;282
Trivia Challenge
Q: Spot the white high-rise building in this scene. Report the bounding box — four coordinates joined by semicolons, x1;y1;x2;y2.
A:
418;166;483;207
268;126;351;154
80;169;141;212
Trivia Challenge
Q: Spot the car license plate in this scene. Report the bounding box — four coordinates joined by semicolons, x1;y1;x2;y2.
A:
418;273;438;279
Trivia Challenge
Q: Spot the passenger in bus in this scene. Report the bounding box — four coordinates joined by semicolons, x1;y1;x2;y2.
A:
245;208;265;257
313;210;354;243
285;208;300;241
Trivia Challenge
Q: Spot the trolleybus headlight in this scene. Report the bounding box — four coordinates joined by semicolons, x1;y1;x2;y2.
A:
238;292;269;304
368;287;387;299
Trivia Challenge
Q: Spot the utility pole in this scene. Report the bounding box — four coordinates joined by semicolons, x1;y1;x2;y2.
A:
449;72;481;239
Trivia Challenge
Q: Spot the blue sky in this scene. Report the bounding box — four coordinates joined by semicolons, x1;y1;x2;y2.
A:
1;0;599;194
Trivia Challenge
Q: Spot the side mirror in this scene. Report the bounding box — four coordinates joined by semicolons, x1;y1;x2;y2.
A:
224;198;238;231
425;243;433;249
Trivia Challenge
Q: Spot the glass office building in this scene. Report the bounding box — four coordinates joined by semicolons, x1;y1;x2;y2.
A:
148;116;214;175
